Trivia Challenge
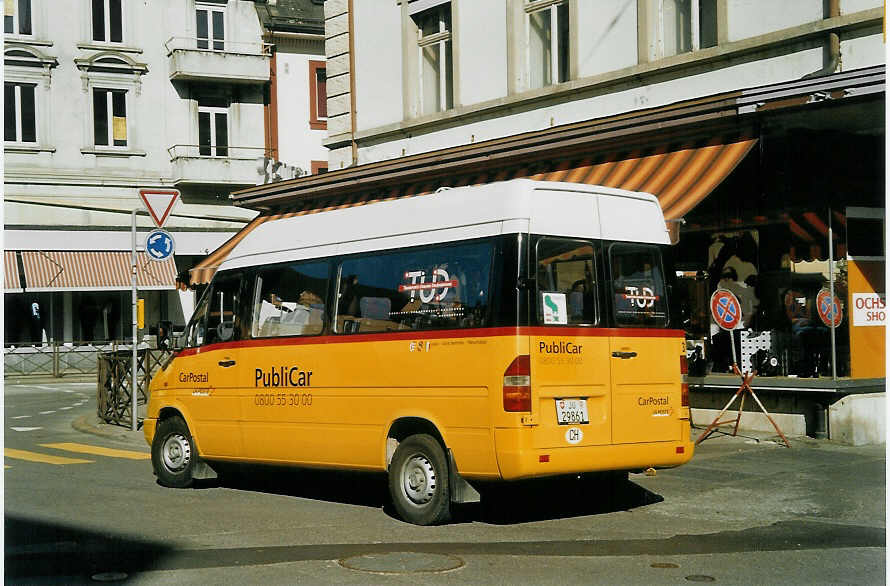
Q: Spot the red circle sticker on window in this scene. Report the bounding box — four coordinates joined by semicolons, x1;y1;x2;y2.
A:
710;289;742;331
816;288;843;327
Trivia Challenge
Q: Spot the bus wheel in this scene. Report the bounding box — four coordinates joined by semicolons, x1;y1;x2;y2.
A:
152;415;196;488
388;434;451;525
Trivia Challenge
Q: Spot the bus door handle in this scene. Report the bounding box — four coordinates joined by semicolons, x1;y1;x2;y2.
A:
611;351;637;359
218;359;236;368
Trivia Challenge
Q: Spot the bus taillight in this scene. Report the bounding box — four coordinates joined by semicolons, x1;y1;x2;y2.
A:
503;355;531;412
680;353;689;407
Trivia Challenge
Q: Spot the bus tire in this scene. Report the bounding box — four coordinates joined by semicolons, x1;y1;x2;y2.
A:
152;415;196;488
388;434;451;525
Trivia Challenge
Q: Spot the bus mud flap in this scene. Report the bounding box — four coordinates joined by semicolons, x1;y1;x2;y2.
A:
447;449;481;504
192;456;218;481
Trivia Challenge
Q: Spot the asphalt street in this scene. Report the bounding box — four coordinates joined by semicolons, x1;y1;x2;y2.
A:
4;379;886;585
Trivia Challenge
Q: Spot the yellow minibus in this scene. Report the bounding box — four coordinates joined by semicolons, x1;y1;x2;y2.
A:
145;179;693;525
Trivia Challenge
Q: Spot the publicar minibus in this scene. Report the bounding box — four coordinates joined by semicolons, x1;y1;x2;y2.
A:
144;179;694;525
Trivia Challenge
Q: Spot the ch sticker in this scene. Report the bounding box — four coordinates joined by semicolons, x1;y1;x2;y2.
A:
565;427;583;444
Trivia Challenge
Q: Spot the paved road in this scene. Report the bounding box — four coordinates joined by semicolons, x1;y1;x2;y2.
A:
4;380;885;584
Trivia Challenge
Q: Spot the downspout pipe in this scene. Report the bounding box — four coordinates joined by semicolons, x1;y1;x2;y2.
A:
348;0;358;166
803;0;840;79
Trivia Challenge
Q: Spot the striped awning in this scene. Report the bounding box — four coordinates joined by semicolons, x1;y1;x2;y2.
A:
20;251;178;292
5;251;23;292
190;134;757;284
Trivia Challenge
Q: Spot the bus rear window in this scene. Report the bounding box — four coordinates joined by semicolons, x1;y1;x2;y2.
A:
336;241;493;333
610;243;669;328
535;238;598;326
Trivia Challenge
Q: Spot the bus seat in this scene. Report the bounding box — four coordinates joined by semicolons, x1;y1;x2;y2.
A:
360;297;391;320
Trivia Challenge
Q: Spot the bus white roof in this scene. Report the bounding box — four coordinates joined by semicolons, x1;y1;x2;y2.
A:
219;179;670;271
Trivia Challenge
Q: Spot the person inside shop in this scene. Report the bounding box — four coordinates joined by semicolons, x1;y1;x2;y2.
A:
784;288;828;377
29;297;43;344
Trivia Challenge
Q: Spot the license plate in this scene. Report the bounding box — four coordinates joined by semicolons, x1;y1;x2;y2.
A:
555;398;588;425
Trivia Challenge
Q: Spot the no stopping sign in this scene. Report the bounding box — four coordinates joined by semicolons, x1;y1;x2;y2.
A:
710;289;742;331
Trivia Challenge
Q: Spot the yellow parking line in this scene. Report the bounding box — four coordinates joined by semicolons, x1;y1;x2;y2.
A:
5;448;92;465
40;443;151;460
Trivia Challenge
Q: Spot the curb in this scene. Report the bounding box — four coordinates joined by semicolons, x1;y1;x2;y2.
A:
72;415;147;448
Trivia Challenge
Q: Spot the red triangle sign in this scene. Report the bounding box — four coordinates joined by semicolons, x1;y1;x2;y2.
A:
139;189;180;228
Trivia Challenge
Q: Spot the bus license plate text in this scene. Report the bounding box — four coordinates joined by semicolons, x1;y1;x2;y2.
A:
556;398;588;425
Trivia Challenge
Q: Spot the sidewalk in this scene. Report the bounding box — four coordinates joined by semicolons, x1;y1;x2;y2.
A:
72;414;148;449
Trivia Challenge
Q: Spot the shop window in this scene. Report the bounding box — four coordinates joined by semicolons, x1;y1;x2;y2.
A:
526;0;569;89
92;87;127;147
4;82;36;143
309;60;327;130
335;240;493;333
412;1;453;115
251;261;329;338
196;3;225;51
609;243;669;328
535;238;598;326
645;0;717;60
198;102;228;157
92;0;122;43
4;0;32;35
847;215;885;259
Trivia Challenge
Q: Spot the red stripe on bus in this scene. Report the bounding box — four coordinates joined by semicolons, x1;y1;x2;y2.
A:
176;327;684;357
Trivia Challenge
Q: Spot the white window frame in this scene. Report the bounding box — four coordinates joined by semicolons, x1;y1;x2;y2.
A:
5;0;32;36
92;0;123;44
92;87;128;148
5;82;38;143
415;3;452;115
651;0;708;59
196;2;225;51
524;0;568;89
197;104;228;157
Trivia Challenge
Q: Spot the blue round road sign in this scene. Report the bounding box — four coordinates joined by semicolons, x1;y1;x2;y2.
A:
710;288;742;330
145;229;175;261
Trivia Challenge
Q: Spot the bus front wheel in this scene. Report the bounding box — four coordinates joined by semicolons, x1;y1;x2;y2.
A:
152;415;196;488
388;434;451;525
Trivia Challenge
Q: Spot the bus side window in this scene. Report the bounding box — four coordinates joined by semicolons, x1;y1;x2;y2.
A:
609;243;669;328
186;289;209;347
251;261;328;338
535;238;598;326
205;271;243;345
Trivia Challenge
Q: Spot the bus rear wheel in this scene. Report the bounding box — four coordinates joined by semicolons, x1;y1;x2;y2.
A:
388;434;451;525
152;415;196;488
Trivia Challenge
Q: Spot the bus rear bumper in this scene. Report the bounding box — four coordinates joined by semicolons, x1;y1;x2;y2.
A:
493;429;694;480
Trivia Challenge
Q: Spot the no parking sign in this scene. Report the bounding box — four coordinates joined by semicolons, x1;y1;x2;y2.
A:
816;288;843;327
710;289;742;331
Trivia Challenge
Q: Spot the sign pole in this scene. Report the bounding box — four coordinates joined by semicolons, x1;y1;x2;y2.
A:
828;210;837;380
131;210;138;432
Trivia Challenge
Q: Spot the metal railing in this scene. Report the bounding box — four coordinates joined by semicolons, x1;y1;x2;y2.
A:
167;144;266;160
97;347;173;428
164;36;272;56
4;341;124;378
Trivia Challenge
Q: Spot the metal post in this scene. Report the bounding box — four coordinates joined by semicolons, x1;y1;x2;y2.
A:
828;210;837;380
131;210;138;432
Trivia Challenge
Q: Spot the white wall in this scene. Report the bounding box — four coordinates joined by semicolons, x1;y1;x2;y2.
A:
456;0;508;106
276;51;329;172
352;0;403;132
725;0;822;41
576;0;638;78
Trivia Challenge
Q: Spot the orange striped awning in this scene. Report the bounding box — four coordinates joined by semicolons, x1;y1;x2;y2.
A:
5;251;22;292
189;134;757;284
21;251;177;291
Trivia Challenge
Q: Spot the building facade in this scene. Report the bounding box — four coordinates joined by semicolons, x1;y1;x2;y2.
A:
195;0;884;434
3;0;272;344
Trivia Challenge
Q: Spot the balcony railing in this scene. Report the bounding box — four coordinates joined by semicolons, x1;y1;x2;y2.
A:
167;144;265;186
165;37;271;83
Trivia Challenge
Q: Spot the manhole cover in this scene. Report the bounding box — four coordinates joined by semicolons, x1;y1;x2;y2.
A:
339;552;464;574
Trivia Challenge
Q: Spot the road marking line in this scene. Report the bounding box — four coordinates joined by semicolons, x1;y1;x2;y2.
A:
10;427;43;432
10;415;31;419
59;407;73;410
4;448;92;465
39;411;56;415
40;443;151;460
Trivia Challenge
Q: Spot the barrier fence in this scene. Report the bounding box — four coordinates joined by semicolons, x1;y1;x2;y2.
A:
4;341;173;429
